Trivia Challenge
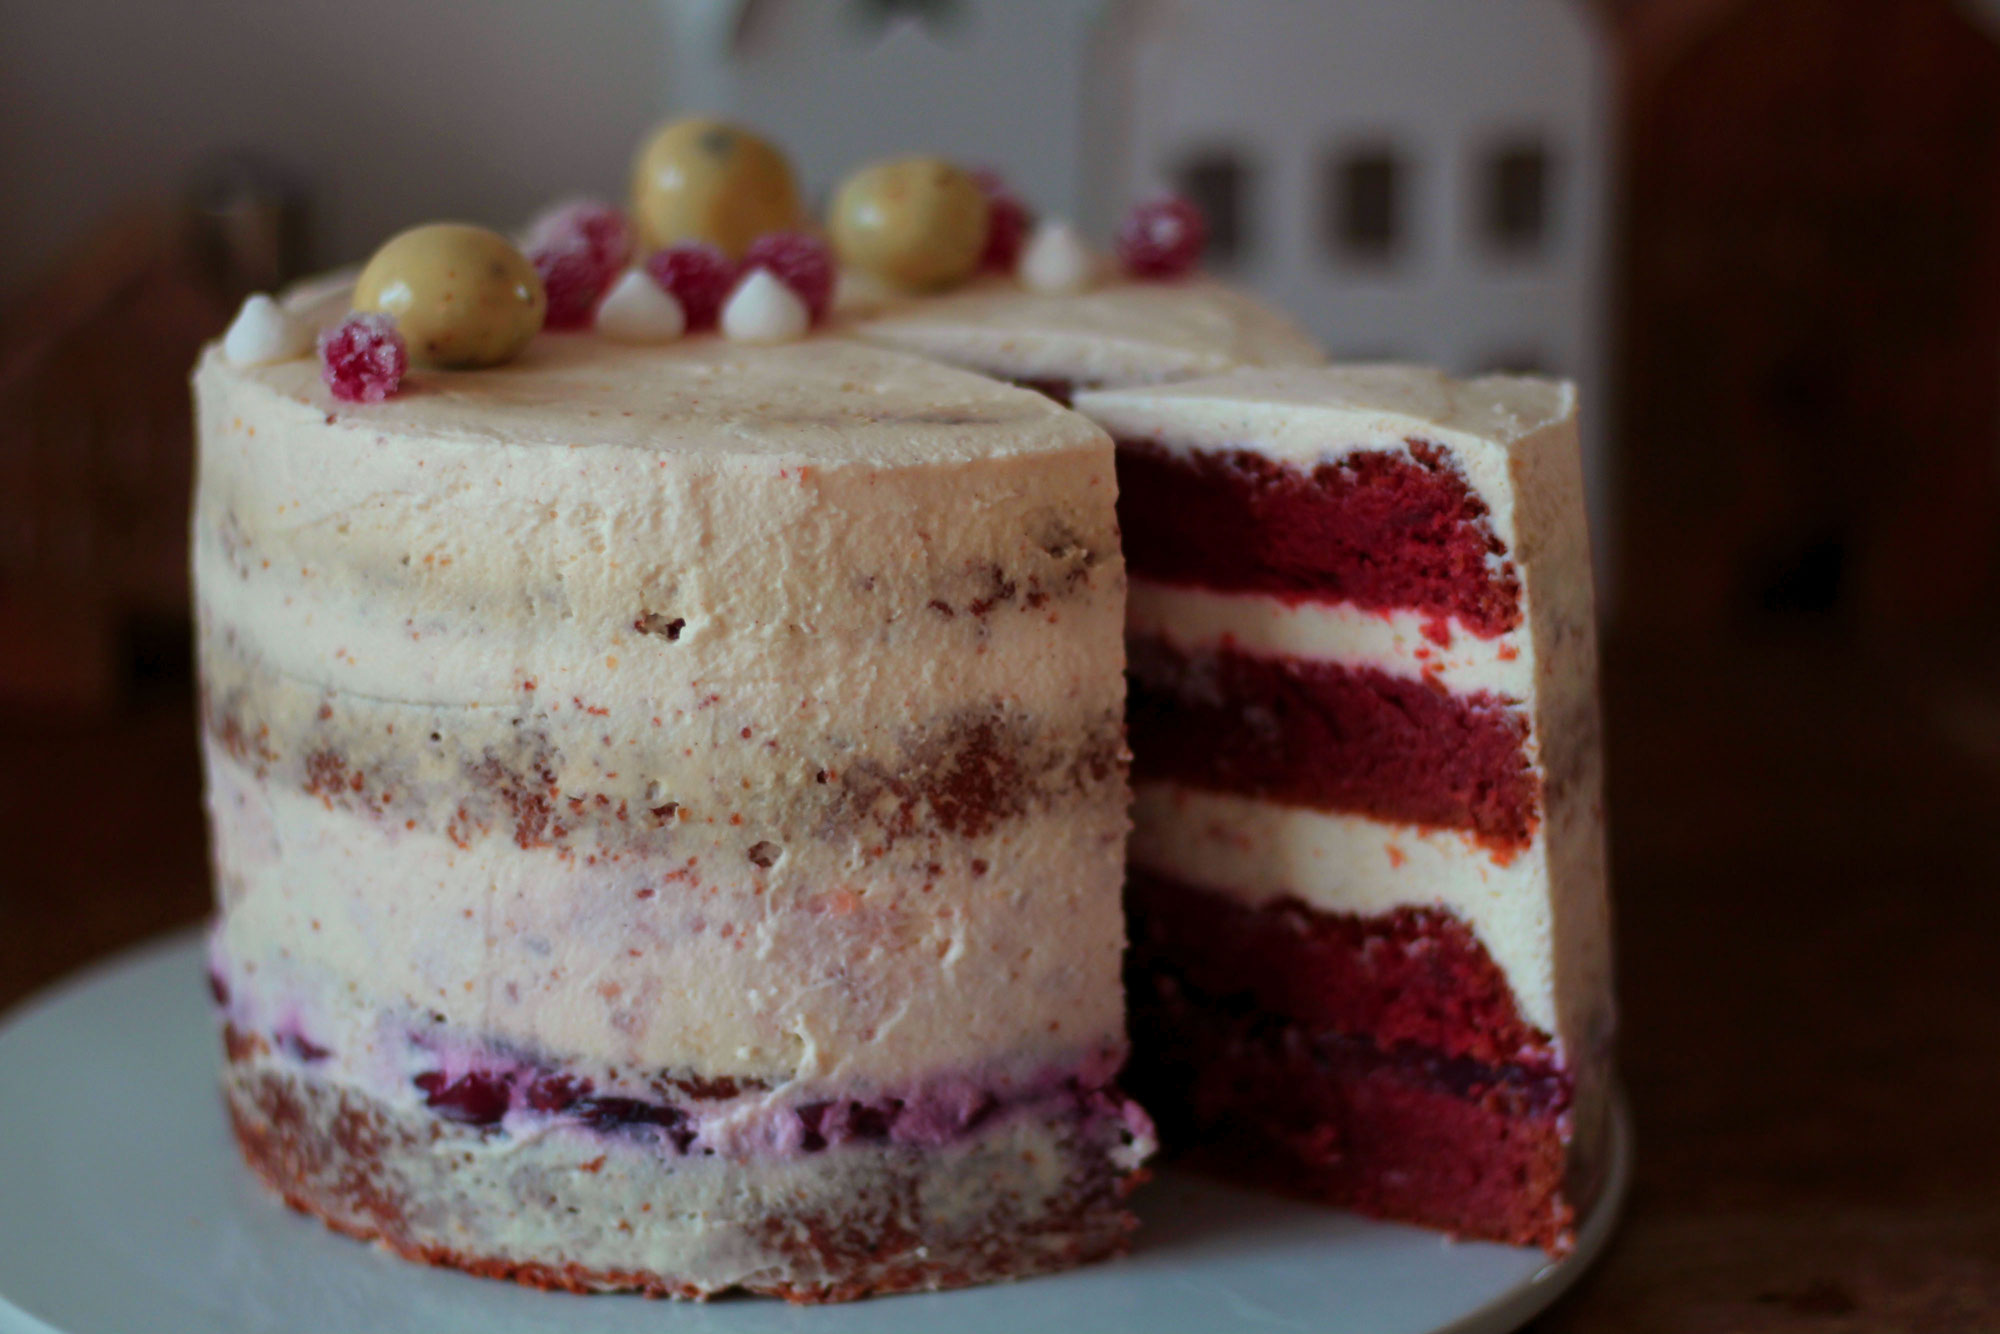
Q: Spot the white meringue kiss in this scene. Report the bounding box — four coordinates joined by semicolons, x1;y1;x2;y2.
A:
595;270;686;343
721;269;810;344
222;294;313;367
1018;220;1096;295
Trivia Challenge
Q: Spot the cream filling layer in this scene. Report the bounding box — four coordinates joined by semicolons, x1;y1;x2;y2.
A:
1129;781;1557;1039
1125;578;1533;698
210;744;1129;1099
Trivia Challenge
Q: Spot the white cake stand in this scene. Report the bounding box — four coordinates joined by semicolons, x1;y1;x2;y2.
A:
0;932;1627;1334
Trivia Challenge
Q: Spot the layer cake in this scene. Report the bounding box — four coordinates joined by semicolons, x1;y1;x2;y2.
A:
194;284;1152;1298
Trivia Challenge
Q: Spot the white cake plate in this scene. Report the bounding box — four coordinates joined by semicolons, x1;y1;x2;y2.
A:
0;932;1627;1334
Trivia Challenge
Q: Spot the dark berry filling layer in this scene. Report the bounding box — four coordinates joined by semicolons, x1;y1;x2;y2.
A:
1115;438;1522;638
1127;637;1538;847
1125;876;1574;1250
220;1014;1144;1161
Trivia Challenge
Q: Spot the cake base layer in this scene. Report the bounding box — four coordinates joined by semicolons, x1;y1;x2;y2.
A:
1126;875;1577;1252
225;1062;1147;1302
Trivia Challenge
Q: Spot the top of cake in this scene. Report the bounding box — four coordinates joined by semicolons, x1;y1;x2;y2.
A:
210;121;1319;428
851;277;1325;388
1076;363;1574;459
216;282;1103;470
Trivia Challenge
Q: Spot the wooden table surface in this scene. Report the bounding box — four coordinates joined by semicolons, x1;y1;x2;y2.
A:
3;633;1996;1332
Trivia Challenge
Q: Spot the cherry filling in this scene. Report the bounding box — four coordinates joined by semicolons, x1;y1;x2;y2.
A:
237;1022;1128;1155
413;1070;513;1126
1115;439;1523;638
390;1059;1104;1155
1127;637;1538;846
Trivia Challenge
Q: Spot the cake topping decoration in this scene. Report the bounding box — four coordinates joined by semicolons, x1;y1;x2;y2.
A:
1018;220;1095;295
720;268;809;344
317;313;408;403
829;157;990;291
221;293;312;367
524;200;635;331
1115;194;1208;279
630;117;804;260
972;168;1032;274
644;242;740;332
741;232;834;325
352;223;546;369
595;270;687;343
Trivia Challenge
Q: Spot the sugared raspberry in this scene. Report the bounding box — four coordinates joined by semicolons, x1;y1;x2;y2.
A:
526;200;635;331
525;200;634;272
318;313;407;403
644;243;740;331
1116;194;1208;279
742;232;834;324
972;169;1032;273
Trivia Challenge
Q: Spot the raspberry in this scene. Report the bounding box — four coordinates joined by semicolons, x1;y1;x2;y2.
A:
644;243;740;331
972;169;1032;273
742;232;834;324
525;200;634;331
1116;194;1208;279
318;313;407;403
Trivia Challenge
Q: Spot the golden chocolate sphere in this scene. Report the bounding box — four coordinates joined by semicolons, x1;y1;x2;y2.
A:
352;223;545;369
828;157;989;291
629;118;804;259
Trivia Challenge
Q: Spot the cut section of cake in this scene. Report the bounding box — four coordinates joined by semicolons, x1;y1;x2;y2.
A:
1073;364;1614;1253
850;277;1325;403
193;285;1151;1299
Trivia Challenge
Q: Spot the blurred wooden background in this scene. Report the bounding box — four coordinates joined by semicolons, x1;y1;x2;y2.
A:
1;2;1997;1330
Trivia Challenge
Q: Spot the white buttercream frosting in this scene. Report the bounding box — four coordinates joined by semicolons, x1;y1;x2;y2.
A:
853;277;1324;389
194;287;1131;1108
1125;578;1534;699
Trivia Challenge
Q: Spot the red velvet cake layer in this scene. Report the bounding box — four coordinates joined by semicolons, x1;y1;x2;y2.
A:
1127;637;1539;847
1125;874;1574;1251
1114;439;1523;638
1127;871;1554;1067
